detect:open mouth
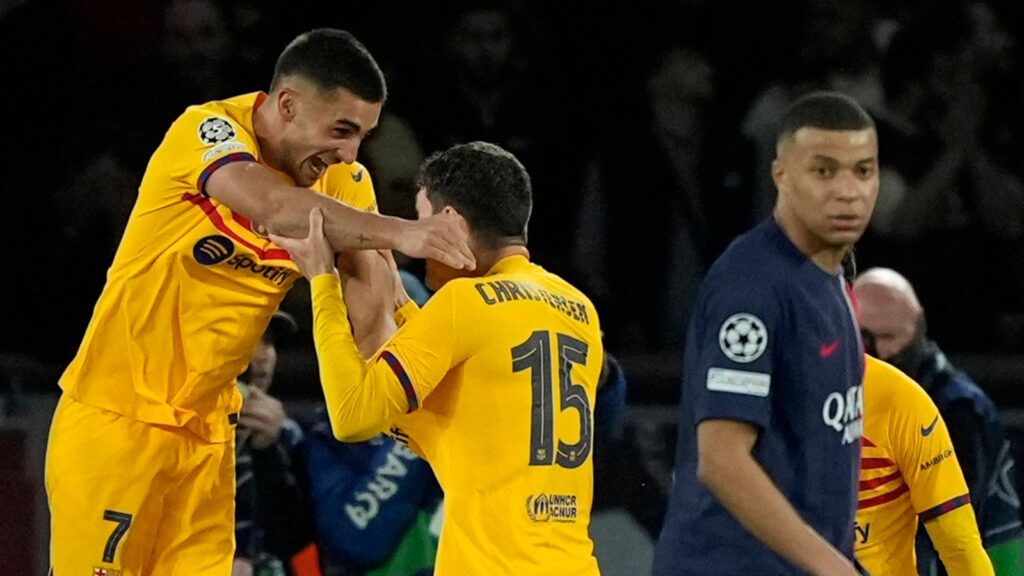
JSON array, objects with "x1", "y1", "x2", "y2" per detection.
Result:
[{"x1": 309, "y1": 156, "x2": 329, "y2": 177}]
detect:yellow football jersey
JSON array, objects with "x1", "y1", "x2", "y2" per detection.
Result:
[
  {"x1": 60, "y1": 92, "x2": 376, "y2": 442},
  {"x1": 371, "y1": 255, "x2": 603, "y2": 575},
  {"x1": 855, "y1": 356, "x2": 972, "y2": 575}
]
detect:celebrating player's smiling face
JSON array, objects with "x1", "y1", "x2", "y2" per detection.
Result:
[
  {"x1": 773, "y1": 127, "x2": 879, "y2": 251},
  {"x1": 278, "y1": 82, "x2": 381, "y2": 186}
]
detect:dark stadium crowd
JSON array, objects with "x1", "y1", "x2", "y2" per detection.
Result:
[{"x1": 2, "y1": 0, "x2": 1024, "y2": 573}]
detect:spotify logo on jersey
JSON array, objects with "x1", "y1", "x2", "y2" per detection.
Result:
[{"x1": 193, "y1": 235, "x2": 235, "y2": 265}]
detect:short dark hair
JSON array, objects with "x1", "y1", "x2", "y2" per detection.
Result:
[
  {"x1": 271, "y1": 29, "x2": 387, "y2": 103},
  {"x1": 776, "y1": 91, "x2": 875, "y2": 146},
  {"x1": 417, "y1": 142, "x2": 532, "y2": 248}
]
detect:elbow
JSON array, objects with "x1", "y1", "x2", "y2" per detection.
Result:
[
  {"x1": 696, "y1": 443, "x2": 739, "y2": 492},
  {"x1": 333, "y1": 428, "x2": 379, "y2": 444},
  {"x1": 329, "y1": 416, "x2": 379, "y2": 444},
  {"x1": 260, "y1": 194, "x2": 293, "y2": 236},
  {"x1": 696, "y1": 452, "x2": 722, "y2": 490},
  {"x1": 247, "y1": 182, "x2": 300, "y2": 236}
]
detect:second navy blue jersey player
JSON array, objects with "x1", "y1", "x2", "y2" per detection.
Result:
[{"x1": 653, "y1": 218, "x2": 864, "y2": 575}]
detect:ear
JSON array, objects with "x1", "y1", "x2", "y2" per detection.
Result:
[
  {"x1": 278, "y1": 89, "x2": 297, "y2": 120},
  {"x1": 771, "y1": 157, "x2": 786, "y2": 194},
  {"x1": 439, "y1": 205, "x2": 475, "y2": 244},
  {"x1": 440, "y1": 205, "x2": 472, "y2": 232}
]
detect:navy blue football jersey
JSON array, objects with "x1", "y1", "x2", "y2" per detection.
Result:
[{"x1": 653, "y1": 218, "x2": 864, "y2": 575}]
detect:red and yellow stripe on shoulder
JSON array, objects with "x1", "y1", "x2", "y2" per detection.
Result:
[
  {"x1": 181, "y1": 191, "x2": 292, "y2": 262},
  {"x1": 859, "y1": 436, "x2": 910, "y2": 510}
]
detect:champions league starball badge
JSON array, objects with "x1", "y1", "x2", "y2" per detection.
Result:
[
  {"x1": 718, "y1": 313, "x2": 768, "y2": 363},
  {"x1": 198, "y1": 117, "x2": 237, "y2": 145}
]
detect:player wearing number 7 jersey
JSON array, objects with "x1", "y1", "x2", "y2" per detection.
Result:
[{"x1": 273, "y1": 141, "x2": 603, "y2": 575}]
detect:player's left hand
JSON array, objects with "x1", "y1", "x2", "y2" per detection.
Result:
[
  {"x1": 270, "y1": 207, "x2": 335, "y2": 278},
  {"x1": 239, "y1": 386, "x2": 286, "y2": 450}
]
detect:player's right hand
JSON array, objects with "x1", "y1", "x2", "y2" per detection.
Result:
[
  {"x1": 239, "y1": 385, "x2": 286, "y2": 450},
  {"x1": 394, "y1": 212, "x2": 476, "y2": 271},
  {"x1": 270, "y1": 208, "x2": 335, "y2": 278}
]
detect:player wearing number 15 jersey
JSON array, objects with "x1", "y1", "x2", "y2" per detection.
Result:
[{"x1": 274, "y1": 142, "x2": 604, "y2": 575}]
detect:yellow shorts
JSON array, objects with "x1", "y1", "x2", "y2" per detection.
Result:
[{"x1": 46, "y1": 395, "x2": 235, "y2": 575}]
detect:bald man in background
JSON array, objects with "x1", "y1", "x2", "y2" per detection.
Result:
[{"x1": 854, "y1": 268, "x2": 1024, "y2": 575}]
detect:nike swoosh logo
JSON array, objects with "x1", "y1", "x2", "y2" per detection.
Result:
[
  {"x1": 351, "y1": 169, "x2": 364, "y2": 182},
  {"x1": 922, "y1": 415, "x2": 939, "y2": 437},
  {"x1": 820, "y1": 341, "x2": 840, "y2": 358}
]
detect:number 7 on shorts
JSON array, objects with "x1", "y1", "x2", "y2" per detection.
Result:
[{"x1": 102, "y1": 510, "x2": 133, "y2": 563}]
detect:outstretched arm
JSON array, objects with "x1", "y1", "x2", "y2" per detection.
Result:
[
  {"x1": 207, "y1": 161, "x2": 475, "y2": 269},
  {"x1": 271, "y1": 209, "x2": 428, "y2": 442}
]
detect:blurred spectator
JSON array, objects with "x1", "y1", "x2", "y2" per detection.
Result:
[
  {"x1": 47, "y1": 0, "x2": 257, "y2": 364},
  {"x1": 574, "y1": 40, "x2": 752, "y2": 352},
  {"x1": 854, "y1": 268, "x2": 1024, "y2": 575},
  {"x1": 227, "y1": 0, "x2": 290, "y2": 86},
  {"x1": 742, "y1": 0, "x2": 884, "y2": 217},
  {"x1": 860, "y1": 5, "x2": 1024, "y2": 352},
  {"x1": 361, "y1": 113, "x2": 427, "y2": 222},
  {"x1": 589, "y1": 353, "x2": 669, "y2": 572},
  {"x1": 236, "y1": 311, "x2": 316, "y2": 576},
  {"x1": 403, "y1": 0, "x2": 578, "y2": 267},
  {"x1": 100, "y1": 0, "x2": 251, "y2": 167},
  {"x1": 302, "y1": 415, "x2": 442, "y2": 576},
  {"x1": 300, "y1": 271, "x2": 441, "y2": 576}
]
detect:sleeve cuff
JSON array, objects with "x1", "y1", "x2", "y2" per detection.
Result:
[
  {"x1": 380, "y1": 350, "x2": 419, "y2": 413},
  {"x1": 920, "y1": 494, "x2": 972, "y2": 522},
  {"x1": 311, "y1": 272, "x2": 343, "y2": 296},
  {"x1": 197, "y1": 152, "x2": 256, "y2": 196}
]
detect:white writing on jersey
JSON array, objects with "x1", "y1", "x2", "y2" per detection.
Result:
[
  {"x1": 345, "y1": 441, "x2": 420, "y2": 529},
  {"x1": 822, "y1": 384, "x2": 864, "y2": 445}
]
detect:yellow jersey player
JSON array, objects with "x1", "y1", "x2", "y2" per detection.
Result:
[
  {"x1": 46, "y1": 29, "x2": 474, "y2": 575},
  {"x1": 273, "y1": 142, "x2": 604, "y2": 575},
  {"x1": 855, "y1": 355, "x2": 993, "y2": 574}
]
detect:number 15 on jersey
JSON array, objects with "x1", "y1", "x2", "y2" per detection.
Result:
[{"x1": 512, "y1": 330, "x2": 592, "y2": 469}]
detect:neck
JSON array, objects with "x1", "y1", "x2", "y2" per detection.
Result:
[
  {"x1": 252, "y1": 92, "x2": 285, "y2": 172},
  {"x1": 477, "y1": 244, "x2": 530, "y2": 275},
  {"x1": 772, "y1": 207, "x2": 847, "y2": 273}
]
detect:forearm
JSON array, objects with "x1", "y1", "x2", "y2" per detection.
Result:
[
  {"x1": 209, "y1": 162, "x2": 403, "y2": 251},
  {"x1": 699, "y1": 451, "x2": 851, "y2": 575},
  {"x1": 310, "y1": 273, "x2": 411, "y2": 441},
  {"x1": 925, "y1": 504, "x2": 995, "y2": 575},
  {"x1": 264, "y1": 185, "x2": 403, "y2": 251},
  {"x1": 338, "y1": 251, "x2": 401, "y2": 359}
]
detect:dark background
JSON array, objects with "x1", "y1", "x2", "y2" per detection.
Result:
[{"x1": 1, "y1": 0, "x2": 1023, "y2": 571}]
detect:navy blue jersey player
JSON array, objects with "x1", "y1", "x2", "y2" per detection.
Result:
[{"x1": 653, "y1": 92, "x2": 879, "y2": 576}]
